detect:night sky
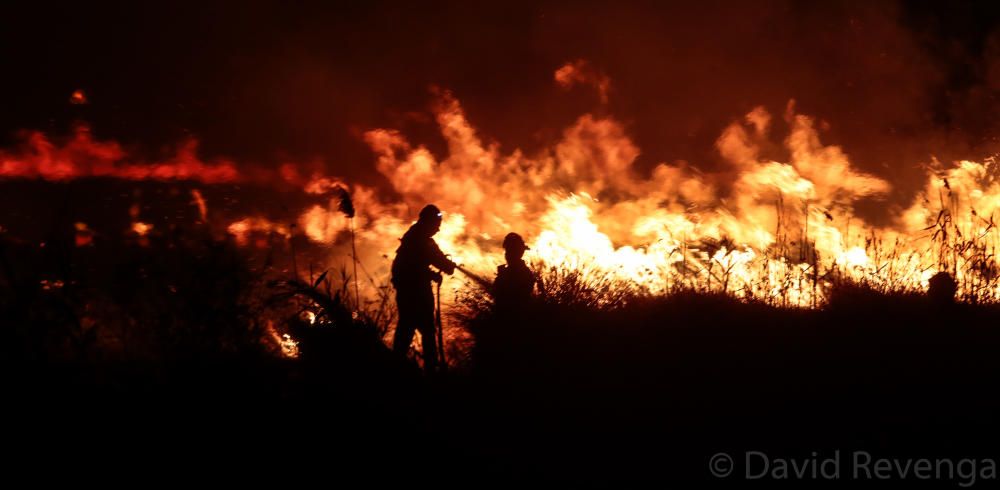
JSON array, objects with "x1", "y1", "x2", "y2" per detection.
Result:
[{"x1": 4, "y1": 0, "x2": 1000, "y2": 198}]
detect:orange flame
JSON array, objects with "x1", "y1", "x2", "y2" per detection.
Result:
[
  {"x1": 6, "y1": 62, "x2": 1000, "y2": 307},
  {"x1": 310, "y1": 79, "x2": 989, "y2": 306}
]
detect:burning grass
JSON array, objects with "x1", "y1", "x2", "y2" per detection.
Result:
[{"x1": 10, "y1": 75, "x2": 1000, "y2": 310}]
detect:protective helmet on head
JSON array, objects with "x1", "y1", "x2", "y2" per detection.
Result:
[
  {"x1": 502, "y1": 232, "x2": 529, "y2": 252},
  {"x1": 418, "y1": 204, "x2": 443, "y2": 223}
]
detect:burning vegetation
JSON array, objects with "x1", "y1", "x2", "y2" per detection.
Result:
[
  {"x1": 7, "y1": 3, "x2": 1000, "y2": 483},
  {"x1": 3, "y1": 62, "x2": 1000, "y2": 312}
]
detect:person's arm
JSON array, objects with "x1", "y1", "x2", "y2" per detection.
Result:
[
  {"x1": 428, "y1": 239, "x2": 456, "y2": 275},
  {"x1": 492, "y1": 265, "x2": 506, "y2": 294}
]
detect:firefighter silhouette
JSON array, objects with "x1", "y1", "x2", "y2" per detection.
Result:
[
  {"x1": 492, "y1": 232, "x2": 536, "y2": 311},
  {"x1": 391, "y1": 204, "x2": 456, "y2": 372}
]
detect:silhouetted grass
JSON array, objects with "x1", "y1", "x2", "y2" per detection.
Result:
[
  {"x1": 5, "y1": 223, "x2": 1000, "y2": 482},
  {"x1": 452, "y1": 268, "x2": 1000, "y2": 481}
]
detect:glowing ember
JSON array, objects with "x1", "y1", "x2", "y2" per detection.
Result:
[
  {"x1": 227, "y1": 217, "x2": 291, "y2": 247},
  {"x1": 69, "y1": 89, "x2": 87, "y2": 105},
  {"x1": 74, "y1": 222, "x2": 94, "y2": 247},
  {"x1": 40, "y1": 279, "x2": 65, "y2": 290},
  {"x1": 279, "y1": 334, "x2": 299, "y2": 358},
  {"x1": 131, "y1": 222, "x2": 152, "y2": 236},
  {"x1": 190, "y1": 189, "x2": 208, "y2": 223},
  {"x1": 266, "y1": 321, "x2": 299, "y2": 359}
]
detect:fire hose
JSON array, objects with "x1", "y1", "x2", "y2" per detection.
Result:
[
  {"x1": 430, "y1": 263, "x2": 497, "y2": 373},
  {"x1": 455, "y1": 264, "x2": 492, "y2": 290}
]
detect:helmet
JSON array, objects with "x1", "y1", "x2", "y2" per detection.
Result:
[
  {"x1": 502, "y1": 232, "x2": 529, "y2": 252},
  {"x1": 418, "y1": 204, "x2": 443, "y2": 223}
]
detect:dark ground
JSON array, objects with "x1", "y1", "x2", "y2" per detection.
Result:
[
  {"x1": 4, "y1": 238, "x2": 999, "y2": 485},
  {"x1": 0, "y1": 190, "x2": 996, "y2": 484}
]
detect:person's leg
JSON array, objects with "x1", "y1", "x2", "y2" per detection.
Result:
[
  {"x1": 393, "y1": 291, "x2": 417, "y2": 355},
  {"x1": 417, "y1": 288, "x2": 438, "y2": 373},
  {"x1": 392, "y1": 323, "x2": 416, "y2": 355},
  {"x1": 420, "y1": 325, "x2": 437, "y2": 373}
]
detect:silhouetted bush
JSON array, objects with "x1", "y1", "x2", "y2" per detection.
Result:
[
  {"x1": 455, "y1": 270, "x2": 1000, "y2": 481},
  {"x1": 0, "y1": 226, "x2": 271, "y2": 361}
]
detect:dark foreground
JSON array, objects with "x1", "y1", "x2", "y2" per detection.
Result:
[{"x1": 6, "y1": 288, "x2": 1000, "y2": 486}]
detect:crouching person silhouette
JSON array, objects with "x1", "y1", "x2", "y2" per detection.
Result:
[{"x1": 492, "y1": 232, "x2": 537, "y2": 313}]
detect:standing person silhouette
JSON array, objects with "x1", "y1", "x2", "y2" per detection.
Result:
[{"x1": 391, "y1": 204, "x2": 456, "y2": 373}]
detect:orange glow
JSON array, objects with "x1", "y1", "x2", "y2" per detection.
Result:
[
  {"x1": 266, "y1": 320, "x2": 299, "y2": 359},
  {"x1": 74, "y1": 222, "x2": 94, "y2": 247},
  {"x1": 190, "y1": 189, "x2": 208, "y2": 222},
  {"x1": 227, "y1": 217, "x2": 291, "y2": 247},
  {"x1": 300, "y1": 78, "x2": 1000, "y2": 307},
  {"x1": 555, "y1": 60, "x2": 611, "y2": 104},
  {"x1": 131, "y1": 222, "x2": 152, "y2": 236},
  {"x1": 40, "y1": 279, "x2": 65, "y2": 290},
  {"x1": 0, "y1": 125, "x2": 239, "y2": 183},
  {"x1": 69, "y1": 89, "x2": 87, "y2": 105},
  {"x1": 6, "y1": 62, "x2": 1000, "y2": 307}
]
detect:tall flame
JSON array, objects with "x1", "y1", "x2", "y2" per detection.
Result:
[{"x1": 5, "y1": 62, "x2": 1000, "y2": 307}]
